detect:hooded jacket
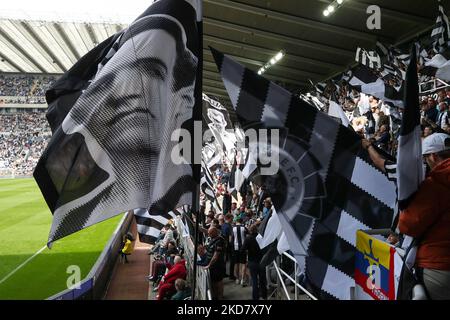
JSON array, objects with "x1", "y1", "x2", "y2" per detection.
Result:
[{"x1": 399, "y1": 158, "x2": 450, "y2": 270}]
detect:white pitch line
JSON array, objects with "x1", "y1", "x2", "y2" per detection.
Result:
[{"x1": 0, "y1": 245, "x2": 47, "y2": 285}]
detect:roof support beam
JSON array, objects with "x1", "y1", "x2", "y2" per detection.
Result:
[
  {"x1": 0, "y1": 26, "x2": 46, "y2": 73},
  {"x1": 204, "y1": 78, "x2": 226, "y2": 89},
  {"x1": 20, "y1": 22, "x2": 67, "y2": 73},
  {"x1": 204, "y1": 17, "x2": 355, "y2": 58},
  {"x1": 203, "y1": 85, "x2": 229, "y2": 96},
  {"x1": 86, "y1": 24, "x2": 99, "y2": 46},
  {"x1": 53, "y1": 23, "x2": 81, "y2": 61},
  {"x1": 205, "y1": 0, "x2": 384, "y2": 43},
  {"x1": 0, "y1": 52, "x2": 24, "y2": 73},
  {"x1": 204, "y1": 34, "x2": 343, "y2": 69}
]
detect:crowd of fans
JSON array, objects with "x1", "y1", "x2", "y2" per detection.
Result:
[
  {"x1": 143, "y1": 164, "x2": 279, "y2": 301},
  {"x1": 194, "y1": 165, "x2": 284, "y2": 301},
  {"x1": 318, "y1": 85, "x2": 450, "y2": 156},
  {"x1": 0, "y1": 74, "x2": 57, "y2": 104},
  {"x1": 0, "y1": 112, "x2": 51, "y2": 176}
]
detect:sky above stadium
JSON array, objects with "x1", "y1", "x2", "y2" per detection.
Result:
[{"x1": 0, "y1": 0, "x2": 155, "y2": 24}]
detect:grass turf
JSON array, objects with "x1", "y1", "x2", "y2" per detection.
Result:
[{"x1": 0, "y1": 178, "x2": 122, "y2": 299}]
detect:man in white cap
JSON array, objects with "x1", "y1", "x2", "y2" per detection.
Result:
[{"x1": 399, "y1": 133, "x2": 450, "y2": 300}]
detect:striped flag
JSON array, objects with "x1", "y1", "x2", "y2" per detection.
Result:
[
  {"x1": 211, "y1": 48, "x2": 396, "y2": 299},
  {"x1": 134, "y1": 208, "x2": 179, "y2": 244},
  {"x1": 201, "y1": 159, "x2": 215, "y2": 200},
  {"x1": 33, "y1": 0, "x2": 200, "y2": 246},
  {"x1": 431, "y1": 1, "x2": 450, "y2": 52}
]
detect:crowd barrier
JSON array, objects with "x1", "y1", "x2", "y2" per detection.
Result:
[
  {"x1": 47, "y1": 211, "x2": 134, "y2": 300},
  {"x1": 175, "y1": 215, "x2": 212, "y2": 300}
]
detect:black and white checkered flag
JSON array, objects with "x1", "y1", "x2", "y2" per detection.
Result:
[
  {"x1": 349, "y1": 65, "x2": 404, "y2": 107},
  {"x1": 211, "y1": 47, "x2": 396, "y2": 300}
]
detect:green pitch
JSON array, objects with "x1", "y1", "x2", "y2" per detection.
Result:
[{"x1": 0, "y1": 178, "x2": 122, "y2": 300}]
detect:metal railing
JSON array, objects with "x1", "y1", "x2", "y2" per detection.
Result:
[
  {"x1": 272, "y1": 252, "x2": 317, "y2": 301},
  {"x1": 174, "y1": 215, "x2": 212, "y2": 300},
  {"x1": 419, "y1": 78, "x2": 449, "y2": 95}
]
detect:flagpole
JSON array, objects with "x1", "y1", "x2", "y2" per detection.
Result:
[{"x1": 191, "y1": 6, "x2": 203, "y2": 300}]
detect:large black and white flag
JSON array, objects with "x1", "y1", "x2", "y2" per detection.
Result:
[
  {"x1": 34, "y1": 0, "x2": 200, "y2": 245},
  {"x1": 211, "y1": 48, "x2": 396, "y2": 300},
  {"x1": 349, "y1": 65, "x2": 404, "y2": 107},
  {"x1": 431, "y1": 1, "x2": 450, "y2": 52}
]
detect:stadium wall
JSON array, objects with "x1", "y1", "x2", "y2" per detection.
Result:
[{"x1": 47, "y1": 211, "x2": 134, "y2": 300}]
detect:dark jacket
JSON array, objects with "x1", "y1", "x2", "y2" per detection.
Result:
[
  {"x1": 425, "y1": 107, "x2": 439, "y2": 123},
  {"x1": 241, "y1": 233, "x2": 263, "y2": 263},
  {"x1": 222, "y1": 193, "x2": 232, "y2": 214}
]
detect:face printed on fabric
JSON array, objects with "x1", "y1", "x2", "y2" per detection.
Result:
[{"x1": 47, "y1": 16, "x2": 197, "y2": 240}]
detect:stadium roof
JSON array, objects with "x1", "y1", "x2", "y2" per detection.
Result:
[
  {"x1": 0, "y1": 19, "x2": 127, "y2": 74},
  {"x1": 203, "y1": 0, "x2": 450, "y2": 103},
  {"x1": 0, "y1": 0, "x2": 152, "y2": 74},
  {"x1": 1, "y1": 0, "x2": 449, "y2": 108}
]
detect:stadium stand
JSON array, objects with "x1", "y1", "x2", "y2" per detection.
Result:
[
  {"x1": 0, "y1": 112, "x2": 51, "y2": 177},
  {"x1": 0, "y1": 74, "x2": 56, "y2": 103}
]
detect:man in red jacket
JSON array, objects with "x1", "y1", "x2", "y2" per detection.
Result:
[
  {"x1": 399, "y1": 133, "x2": 450, "y2": 300},
  {"x1": 156, "y1": 255, "x2": 187, "y2": 300}
]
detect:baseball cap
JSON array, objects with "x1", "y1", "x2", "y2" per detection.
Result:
[{"x1": 422, "y1": 133, "x2": 450, "y2": 155}]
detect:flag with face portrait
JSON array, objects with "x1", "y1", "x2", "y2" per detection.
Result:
[
  {"x1": 211, "y1": 48, "x2": 397, "y2": 300},
  {"x1": 34, "y1": 0, "x2": 201, "y2": 246}
]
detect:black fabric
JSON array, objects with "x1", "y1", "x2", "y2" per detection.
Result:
[
  {"x1": 222, "y1": 193, "x2": 232, "y2": 214},
  {"x1": 241, "y1": 234, "x2": 263, "y2": 263}
]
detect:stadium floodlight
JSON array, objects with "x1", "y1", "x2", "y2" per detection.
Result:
[
  {"x1": 0, "y1": 0, "x2": 154, "y2": 24},
  {"x1": 257, "y1": 50, "x2": 285, "y2": 75},
  {"x1": 323, "y1": 0, "x2": 346, "y2": 17},
  {"x1": 275, "y1": 51, "x2": 284, "y2": 61}
]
